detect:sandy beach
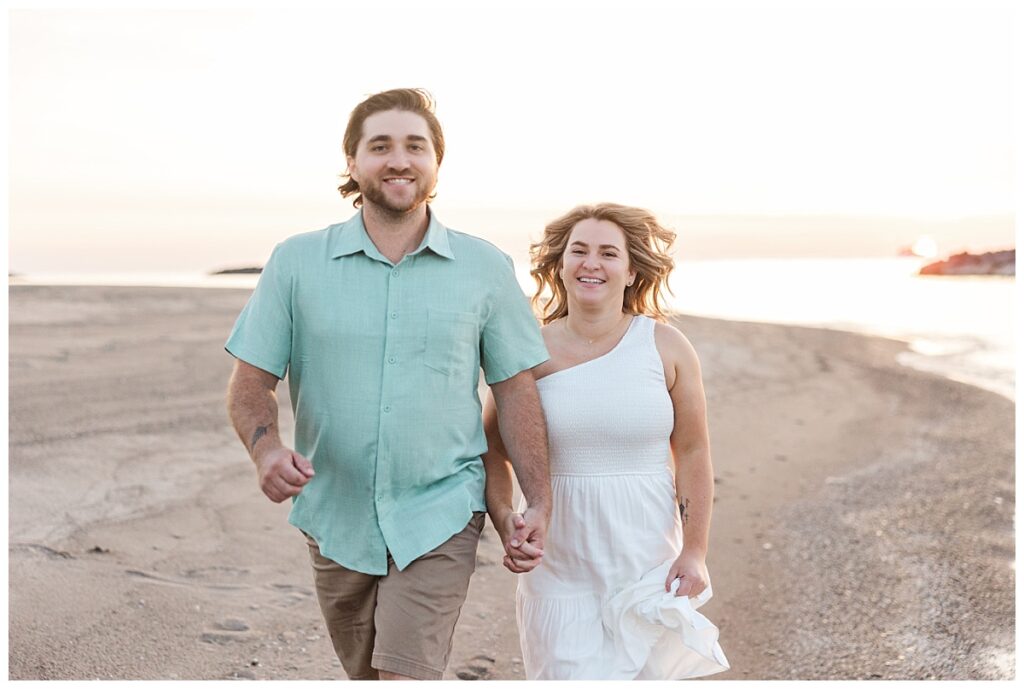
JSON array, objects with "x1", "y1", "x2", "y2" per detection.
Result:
[{"x1": 7, "y1": 285, "x2": 1015, "y2": 680}]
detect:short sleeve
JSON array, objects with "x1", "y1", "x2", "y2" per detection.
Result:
[
  {"x1": 224, "y1": 243, "x2": 293, "y2": 379},
  {"x1": 480, "y1": 255, "x2": 549, "y2": 384}
]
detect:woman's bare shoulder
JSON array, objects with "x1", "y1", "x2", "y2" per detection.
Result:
[
  {"x1": 539, "y1": 319, "x2": 566, "y2": 343},
  {"x1": 653, "y1": 319, "x2": 701, "y2": 373},
  {"x1": 533, "y1": 320, "x2": 565, "y2": 379},
  {"x1": 653, "y1": 319, "x2": 694, "y2": 352}
]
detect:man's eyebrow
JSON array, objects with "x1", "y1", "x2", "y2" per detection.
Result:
[{"x1": 367, "y1": 134, "x2": 428, "y2": 143}]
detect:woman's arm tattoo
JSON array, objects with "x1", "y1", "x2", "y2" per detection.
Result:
[{"x1": 678, "y1": 498, "x2": 690, "y2": 526}]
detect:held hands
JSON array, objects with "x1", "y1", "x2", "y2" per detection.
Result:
[
  {"x1": 500, "y1": 505, "x2": 548, "y2": 574},
  {"x1": 665, "y1": 549, "x2": 709, "y2": 599},
  {"x1": 255, "y1": 446, "x2": 315, "y2": 503}
]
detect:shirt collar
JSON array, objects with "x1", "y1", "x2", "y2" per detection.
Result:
[{"x1": 330, "y1": 207, "x2": 455, "y2": 261}]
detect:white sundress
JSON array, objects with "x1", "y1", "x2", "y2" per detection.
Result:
[{"x1": 516, "y1": 315, "x2": 730, "y2": 680}]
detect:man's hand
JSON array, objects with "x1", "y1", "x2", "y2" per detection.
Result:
[
  {"x1": 255, "y1": 446, "x2": 315, "y2": 503},
  {"x1": 500, "y1": 505, "x2": 548, "y2": 574},
  {"x1": 665, "y1": 549, "x2": 709, "y2": 598}
]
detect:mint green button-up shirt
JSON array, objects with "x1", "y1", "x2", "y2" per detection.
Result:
[{"x1": 225, "y1": 210, "x2": 548, "y2": 574}]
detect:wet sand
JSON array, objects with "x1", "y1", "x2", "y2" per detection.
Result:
[{"x1": 7, "y1": 285, "x2": 1015, "y2": 680}]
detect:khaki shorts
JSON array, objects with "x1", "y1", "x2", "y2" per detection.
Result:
[{"x1": 304, "y1": 512, "x2": 485, "y2": 680}]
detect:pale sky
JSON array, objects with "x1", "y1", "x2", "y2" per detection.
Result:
[{"x1": 6, "y1": 0, "x2": 1018, "y2": 272}]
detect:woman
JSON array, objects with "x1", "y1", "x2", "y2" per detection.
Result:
[{"x1": 483, "y1": 203, "x2": 729, "y2": 680}]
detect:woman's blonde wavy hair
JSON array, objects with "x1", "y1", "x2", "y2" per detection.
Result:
[{"x1": 530, "y1": 203, "x2": 677, "y2": 324}]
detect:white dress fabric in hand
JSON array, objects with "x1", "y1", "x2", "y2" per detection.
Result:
[{"x1": 516, "y1": 316, "x2": 730, "y2": 680}]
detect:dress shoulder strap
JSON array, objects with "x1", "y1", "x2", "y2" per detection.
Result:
[
  {"x1": 624, "y1": 315, "x2": 668, "y2": 380},
  {"x1": 630, "y1": 314, "x2": 657, "y2": 345}
]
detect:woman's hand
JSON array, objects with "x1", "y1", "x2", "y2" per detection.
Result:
[
  {"x1": 665, "y1": 549, "x2": 709, "y2": 598},
  {"x1": 500, "y1": 510, "x2": 545, "y2": 574}
]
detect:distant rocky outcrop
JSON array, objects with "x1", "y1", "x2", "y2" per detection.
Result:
[
  {"x1": 210, "y1": 266, "x2": 263, "y2": 275},
  {"x1": 919, "y1": 249, "x2": 1015, "y2": 276}
]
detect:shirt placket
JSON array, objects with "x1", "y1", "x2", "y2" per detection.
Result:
[{"x1": 374, "y1": 260, "x2": 405, "y2": 526}]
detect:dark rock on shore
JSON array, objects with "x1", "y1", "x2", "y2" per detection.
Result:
[
  {"x1": 919, "y1": 250, "x2": 1014, "y2": 276},
  {"x1": 210, "y1": 266, "x2": 263, "y2": 275}
]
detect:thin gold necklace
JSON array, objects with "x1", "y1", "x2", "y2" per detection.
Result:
[{"x1": 566, "y1": 313, "x2": 630, "y2": 346}]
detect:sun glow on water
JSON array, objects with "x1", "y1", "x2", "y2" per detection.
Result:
[{"x1": 911, "y1": 236, "x2": 939, "y2": 258}]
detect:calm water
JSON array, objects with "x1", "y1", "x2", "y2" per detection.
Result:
[
  {"x1": 664, "y1": 257, "x2": 1015, "y2": 401},
  {"x1": 10, "y1": 257, "x2": 1015, "y2": 400}
]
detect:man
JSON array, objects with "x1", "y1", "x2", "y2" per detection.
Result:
[{"x1": 225, "y1": 89, "x2": 550, "y2": 681}]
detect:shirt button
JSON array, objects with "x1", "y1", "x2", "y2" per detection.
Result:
[
  {"x1": 390, "y1": 312, "x2": 397, "y2": 319},
  {"x1": 376, "y1": 496, "x2": 383, "y2": 503},
  {"x1": 391, "y1": 269, "x2": 399, "y2": 277},
  {"x1": 388, "y1": 356, "x2": 397, "y2": 364},
  {"x1": 383, "y1": 404, "x2": 391, "y2": 412}
]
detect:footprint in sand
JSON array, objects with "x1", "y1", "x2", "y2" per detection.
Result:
[
  {"x1": 455, "y1": 655, "x2": 496, "y2": 680},
  {"x1": 267, "y1": 583, "x2": 315, "y2": 608},
  {"x1": 215, "y1": 618, "x2": 251, "y2": 632},
  {"x1": 200, "y1": 632, "x2": 248, "y2": 645},
  {"x1": 126, "y1": 569, "x2": 248, "y2": 591},
  {"x1": 200, "y1": 618, "x2": 253, "y2": 645},
  {"x1": 184, "y1": 565, "x2": 250, "y2": 579}
]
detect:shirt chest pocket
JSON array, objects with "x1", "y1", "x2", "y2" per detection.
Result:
[{"x1": 424, "y1": 308, "x2": 479, "y2": 377}]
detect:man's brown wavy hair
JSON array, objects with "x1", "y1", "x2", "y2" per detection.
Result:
[
  {"x1": 530, "y1": 203, "x2": 677, "y2": 324},
  {"x1": 338, "y1": 88, "x2": 445, "y2": 208}
]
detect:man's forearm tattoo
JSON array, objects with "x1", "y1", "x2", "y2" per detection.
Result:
[
  {"x1": 250, "y1": 424, "x2": 273, "y2": 452},
  {"x1": 679, "y1": 498, "x2": 690, "y2": 527}
]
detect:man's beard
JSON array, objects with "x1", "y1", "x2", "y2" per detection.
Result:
[{"x1": 360, "y1": 177, "x2": 433, "y2": 216}]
